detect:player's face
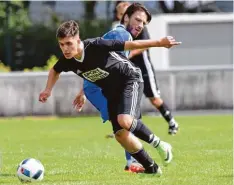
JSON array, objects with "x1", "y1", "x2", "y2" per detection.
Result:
[
  {"x1": 126, "y1": 10, "x2": 147, "y2": 38},
  {"x1": 58, "y1": 36, "x2": 80, "y2": 59}
]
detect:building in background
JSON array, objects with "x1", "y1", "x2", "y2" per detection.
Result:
[
  {"x1": 28, "y1": 1, "x2": 233, "y2": 24},
  {"x1": 0, "y1": 1, "x2": 232, "y2": 116},
  {"x1": 28, "y1": 1, "x2": 160, "y2": 23}
]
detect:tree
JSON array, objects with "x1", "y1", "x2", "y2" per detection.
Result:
[
  {"x1": 0, "y1": 1, "x2": 31, "y2": 70},
  {"x1": 84, "y1": 1, "x2": 97, "y2": 20}
]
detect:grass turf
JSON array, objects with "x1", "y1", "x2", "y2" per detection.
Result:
[{"x1": 0, "y1": 115, "x2": 232, "y2": 185}]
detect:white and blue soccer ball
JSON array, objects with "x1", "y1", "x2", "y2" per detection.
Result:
[{"x1": 17, "y1": 158, "x2": 45, "y2": 182}]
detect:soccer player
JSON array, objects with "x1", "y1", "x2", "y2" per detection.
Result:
[
  {"x1": 77, "y1": 2, "x2": 146, "y2": 172},
  {"x1": 39, "y1": 20, "x2": 181, "y2": 175},
  {"x1": 118, "y1": 1, "x2": 179, "y2": 135},
  {"x1": 74, "y1": 3, "x2": 175, "y2": 173},
  {"x1": 75, "y1": 3, "x2": 177, "y2": 172}
]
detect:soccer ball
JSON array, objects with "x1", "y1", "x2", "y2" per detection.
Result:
[{"x1": 17, "y1": 158, "x2": 45, "y2": 182}]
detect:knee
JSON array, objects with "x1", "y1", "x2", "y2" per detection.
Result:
[
  {"x1": 117, "y1": 114, "x2": 133, "y2": 130},
  {"x1": 149, "y1": 97, "x2": 163, "y2": 108}
]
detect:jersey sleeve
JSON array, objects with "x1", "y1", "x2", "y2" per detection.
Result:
[
  {"x1": 92, "y1": 37, "x2": 125, "y2": 52},
  {"x1": 53, "y1": 57, "x2": 66, "y2": 73},
  {"x1": 103, "y1": 30, "x2": 132, "y2": 42},
  {"x1": 102, "y1": 29, "x2": 132, "y2": 57}
]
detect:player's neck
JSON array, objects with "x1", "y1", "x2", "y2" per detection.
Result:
[
  {"x1": 74, "y1": 42, "x2": 84, "y2": 60},
  {"x1": 75, "y1": 50, "x2": 83, "y2": 60}
]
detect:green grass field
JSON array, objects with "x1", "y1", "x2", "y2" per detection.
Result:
[{"x1": 0, "y1": 115, "x2": 232, "y2": 185}]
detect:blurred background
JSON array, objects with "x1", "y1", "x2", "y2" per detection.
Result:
[{"x1": 0, "y1": 0, "x2": 233, "y2": 117}]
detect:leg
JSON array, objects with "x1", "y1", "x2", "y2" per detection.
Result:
[
  {"x1": 141, "y1": 69, "x2": 179, "y2": 135},
  {"x1": 124, "y1": 150, "x2": 133, "y2": 170},
  {"x1": 108, "y1": 88, "x2": 161, "y2": 175},
  {"x1": 114, "y1": 128, "x2": 161, "y2": 175},
  {"x1": 116, "y1": 81, "x2": 173, "y2": 166},
  {"x1": 84, "y1": 80, "x2": 155, "y2": 172},
  {"x1": 118, "y1": 115, "x2": 173, "y2": 166},
  {"x1": 124, "y1": 151, "x2": 143, "y2": 172},
  {"x1": 149, "y1": 97, "x2": 179, "y2": 135},
  {"x1": 105, "y1": 132, "x2": 144, "y2": 172}
]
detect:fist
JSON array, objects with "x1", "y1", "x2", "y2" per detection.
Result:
[
  {"x1": 159, "y1": 36, "x2": 182, "y2": 48},
  {"x1": 39, "y1": 90, "x2": 51, "y2": 103}
]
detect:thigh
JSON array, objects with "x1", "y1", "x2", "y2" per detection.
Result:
[
  {"x1": 118, "y1": 81, "x2": 143, "y2": 119},
  {"x1": 107, "y1": 97, "x2": 122, "y2": 133},
  {"x1": 107, "y1": 81, "x2": 143, "y2": 133}
]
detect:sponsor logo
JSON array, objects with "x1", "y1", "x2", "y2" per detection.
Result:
[{"x1": 82, "y1": 68, "x2": 109, "y2": 82}]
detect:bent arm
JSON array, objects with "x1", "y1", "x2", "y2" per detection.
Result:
[{"x1": 129, "y1": 48, "x2": 147, "y2": 59}]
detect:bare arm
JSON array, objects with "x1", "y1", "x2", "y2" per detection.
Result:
[
  {"x1": 125, "y1": 40, "x2": 161, "y2": 50},
  {"x1": 45, "y1": 68, "x2": 60, "y2": 91},
  {"x1": 128, "y1": 48, "x2": 147, "y2": 59},
  {"x1": 39, "y1": 68, "x2": 60, "y2": 103},
  {"x1": 124, "y1": 36, "x2": 181, "y2": 51}
]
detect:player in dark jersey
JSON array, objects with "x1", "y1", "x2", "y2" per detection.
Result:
[
  {"x1": 38, "y1": 20, "x2": 181, "y2": 175},
  {"x1": 115, "y1": 1, "x2": 179, "y2": 135}
]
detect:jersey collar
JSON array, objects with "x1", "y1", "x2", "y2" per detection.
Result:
[{"x1": 116, "y1": 24, "x2": 126, "y2": 29}]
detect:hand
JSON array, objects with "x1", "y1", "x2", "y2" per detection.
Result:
[
  {"x1": 39, "y1": 89, "x2": 51, "y2": 103},
  {"x1": 73, "y1": 90, "x2": 87, "y2": 112},
  {"x1": 159, "y1": 36, "x2": 182, "y2": 48}
]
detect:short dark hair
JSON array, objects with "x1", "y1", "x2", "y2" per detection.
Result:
[
  {"x1": 56, "y1": 20, "x2": 79, "y2": 38},
  {"x1": 120, "y1": 3, "x2": 151, "y2": 24}
]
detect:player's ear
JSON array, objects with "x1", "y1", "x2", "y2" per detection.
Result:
[
  {"x1": 76, "y1": 36, "x2": 81, "y2": 44},
  {"x1": 77, "y1": 39, "x2": 81, "y2": 44}
]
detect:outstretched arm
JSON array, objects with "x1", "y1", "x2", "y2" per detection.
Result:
[
  {"x1": 124, "y1": 36, "x2": 181, "y2": 51},
  {"x1": 94, "y1": 36, "x2": 181, "y2": 53}
]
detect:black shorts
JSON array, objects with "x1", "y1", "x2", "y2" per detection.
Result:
[
  {"x1": 107, "y1": 81, "x2": 144, "y2": 133},
  {"x1": 142, "y1": 72, "x2": 160, "y2": 98},
  {"x1": 133, "y1": 51, "x2": 160, "y2": 98}
]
